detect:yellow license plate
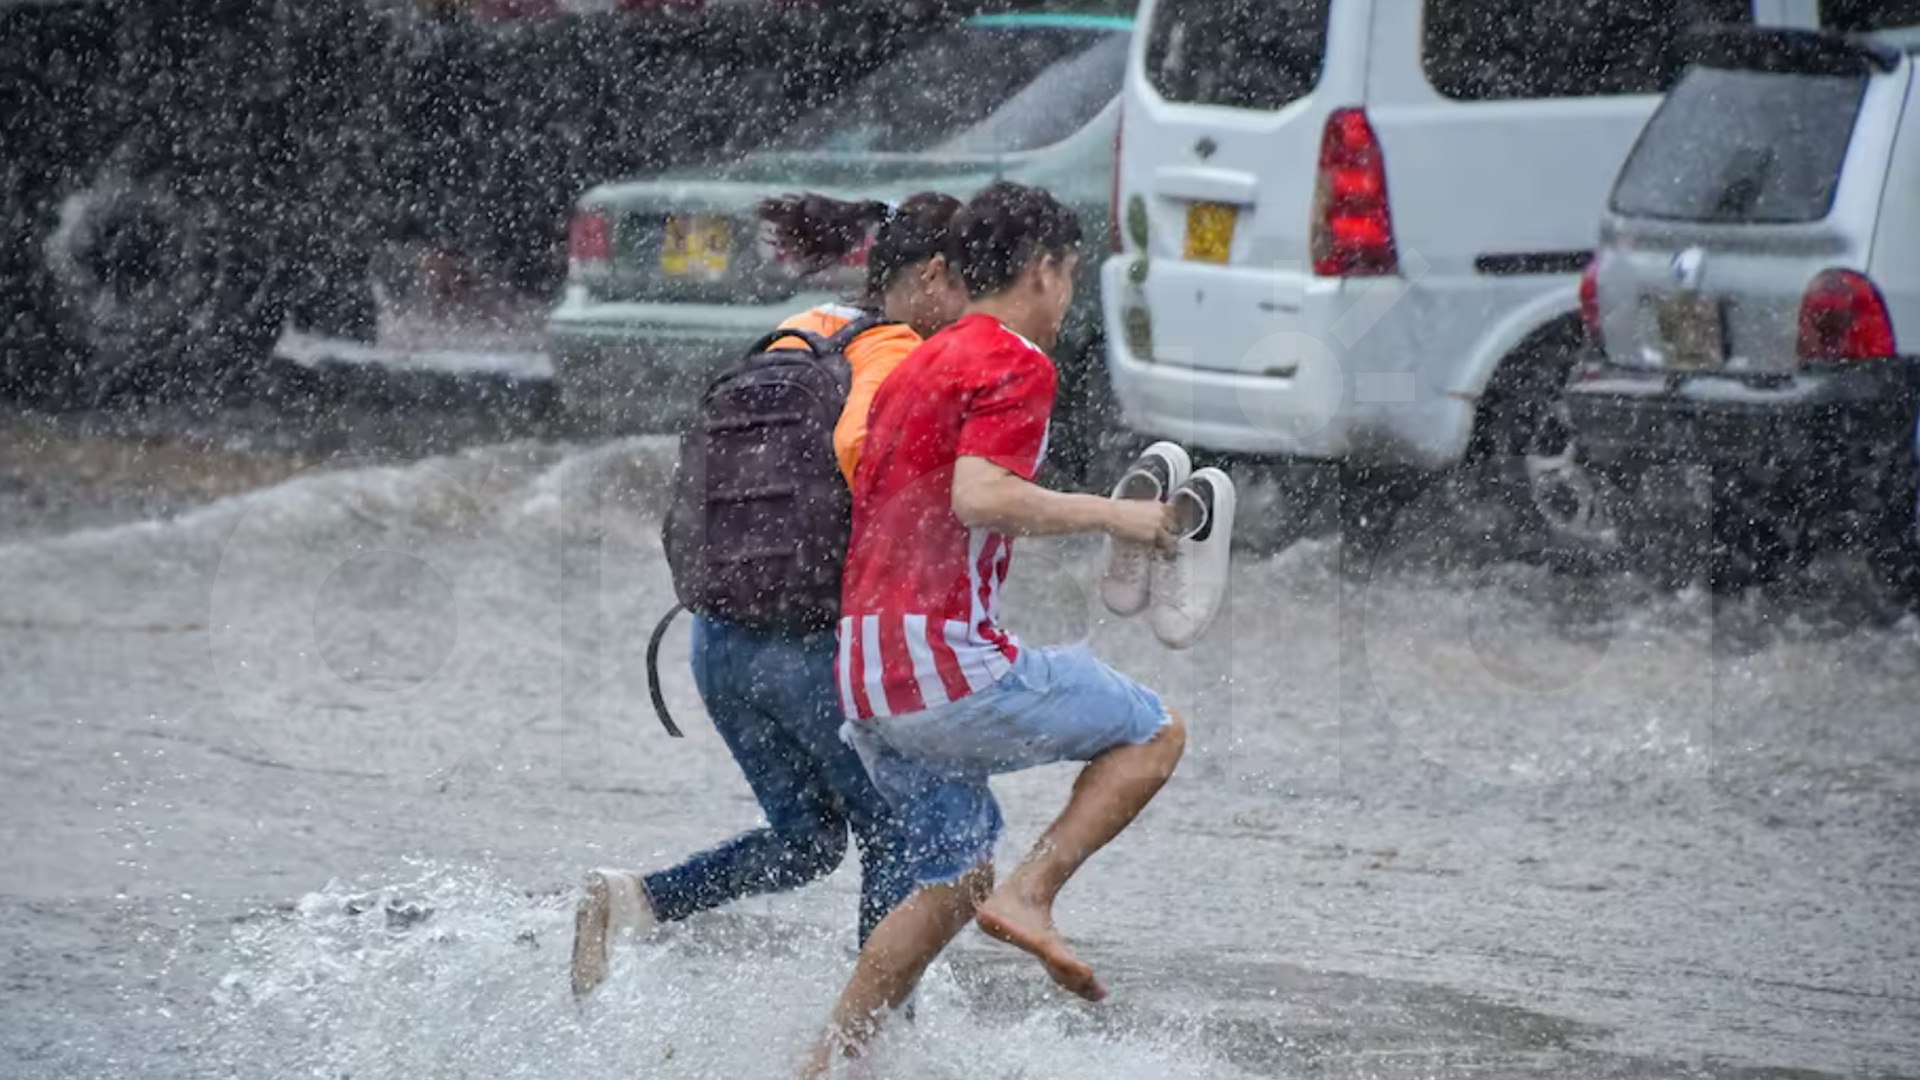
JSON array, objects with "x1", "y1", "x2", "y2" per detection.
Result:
[
  {"x1": 1183, "y1": 202, "x2": 1237, "y2": 265},
  {"x1": 661, "y1": 215, "x2": 733, "y2": 279},
  {"x1": 1653, "y1": 293, "x2": 1725, "y2": 371}
]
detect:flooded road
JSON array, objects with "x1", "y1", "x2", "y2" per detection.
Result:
[{"x1": 2, "y1": 391, "x2": 1917, "y2": 1080}]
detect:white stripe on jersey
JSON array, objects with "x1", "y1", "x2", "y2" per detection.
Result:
[
  {"x1": 942, "y1": 620, "x2": 999, "y2": 694},
  {"x1": 859, "y1": 614, "x2": 893, "y2": 719},
  {"x1": 836, "y1": 617, "x2": 857, "y2": 720},
  {"x1": 902, "y1": 614, "x2": 951, "y2": 709}
]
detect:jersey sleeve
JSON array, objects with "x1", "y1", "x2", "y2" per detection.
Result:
[
  {"x1": 834, "y1": 323, "x2": 922, "y2": 485},
  {"x1": 954, "y1": 345, "x2": 1058, "y2": 481}
]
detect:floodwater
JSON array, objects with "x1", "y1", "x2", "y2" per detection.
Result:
[{"x1": 2, "y1": 386, "x2": 1917, "y2": 1080}]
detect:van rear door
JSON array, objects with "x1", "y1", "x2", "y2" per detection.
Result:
[{"x1": 1121, "y1": 0, "x2": 1353, "y2": 374}]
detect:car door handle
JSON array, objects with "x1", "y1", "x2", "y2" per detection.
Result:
[{"x1": 1152, "y1": 166, "x2": 1258, "y2": 207}]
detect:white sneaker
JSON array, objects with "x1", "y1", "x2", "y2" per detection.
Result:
[
  {"x1": 1149, "y1": 468, "x2": 1237, "y2": 650},
  {"x1": 570, "y1": 868, "x2": 658, "y2": 1001},
  {"x1": 1099, "y1": 442, "x2": 1192, "y2": 617}
]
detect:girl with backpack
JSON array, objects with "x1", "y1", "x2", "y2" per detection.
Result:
[{"x1": 571, "y1": 192, "x2": 968, "y2": 1001}]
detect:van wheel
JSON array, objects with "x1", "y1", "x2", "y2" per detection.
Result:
[{"x1": 1519, "y1": 401, "x2": 1625, "y2": 573}]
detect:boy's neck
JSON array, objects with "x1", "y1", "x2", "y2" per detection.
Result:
[{"x1": 968, "y1": 295, "x2": 1053, "y2": 353}]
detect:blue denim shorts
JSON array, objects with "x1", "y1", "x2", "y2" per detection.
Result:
[{"x1": 841, "y1": 643, "x2": 1172, "y2": 889}]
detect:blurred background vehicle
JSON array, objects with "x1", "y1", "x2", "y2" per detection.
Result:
[
  {"x1": 1555, "y1": 22, "x2": 1920, "y2": 599},
  {"x1": 545, "y1": 9, "x2": 1131, "y2": 485},
  {"x1": 1100, "y1": 0, "x2": 1824, "y2": 555},
  {"x1": 0, "y1": 0, "x2": 965, "y2": 409}
]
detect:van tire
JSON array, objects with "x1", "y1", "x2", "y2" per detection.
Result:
[{"x1": 1480, "y1": 319, "x2": 1592, "y2": 562}]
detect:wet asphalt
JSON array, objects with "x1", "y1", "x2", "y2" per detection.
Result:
[{"x1": 0, "y1": 356, "x2": 1916, "y2": 1080}]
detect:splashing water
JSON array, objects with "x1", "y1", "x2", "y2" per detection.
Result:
[{"x1": 195, "y1": 865, "x2": 1249, "y2": 1080}]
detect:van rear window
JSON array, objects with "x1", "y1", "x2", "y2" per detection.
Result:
[
  {"x1": 1822, "y1": 0, "x2": 1920, "y2": 34},
  {"x1": 1145, "y1": 0, "x2": 1329, "y2": 111},
  {"x1": 1610, "y1": 66, "x2": 1868, "y2": 223},
  {"x1": 1424, "y1": 0, "x2": 1752, "y2": 101}
]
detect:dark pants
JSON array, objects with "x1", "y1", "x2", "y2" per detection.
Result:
[{"x1": 643, "y1": 616, "x2": 913, "y2": 945}]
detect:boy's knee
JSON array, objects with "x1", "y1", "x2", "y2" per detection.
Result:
[{"x1": 1156, "y1": 708, "x2": 1188, "y2": 757}]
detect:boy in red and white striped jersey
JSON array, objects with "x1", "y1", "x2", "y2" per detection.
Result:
[{"x1": 803, "y1": 183, "x2": 1187, "y2": 1078}]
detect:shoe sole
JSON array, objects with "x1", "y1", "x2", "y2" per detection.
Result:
[
  {"x1": 570, "y1": 871, "x2": 613, "y2": 1001},
  {"x1": 1100, "y1": 442, "x2": 1192, "y2": 618},
  {"x1": 1152, "y1": 468, "x2": 1237, "y2": 650}
]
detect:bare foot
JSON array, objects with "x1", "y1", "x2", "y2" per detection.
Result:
[{"x1": 974, "y1": 888, "x2": 1108, "y2": 1002}]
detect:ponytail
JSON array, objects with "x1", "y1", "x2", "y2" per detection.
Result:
[{"x1": 758, "y1": 191, "x2": 963, "y2": 300}]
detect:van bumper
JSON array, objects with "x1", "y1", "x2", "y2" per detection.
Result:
[{"x1": 1098, "y1": 255, "x2": 1478, "y2": 470}]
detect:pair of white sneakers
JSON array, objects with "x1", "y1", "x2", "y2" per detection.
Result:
[{"x1": 1097, "y1": 442, "x2": 1236, "y2": 650}]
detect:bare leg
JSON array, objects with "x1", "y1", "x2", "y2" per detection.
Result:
[
  {"x1": 798, "y1": 865, "x2": 993, "y2": 1080},
  {"x1": 974, "y1": 710, "x2": 1186, "y2": 1001}
]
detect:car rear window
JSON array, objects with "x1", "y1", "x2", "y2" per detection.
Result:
[
  {"x1": 775, "y1": 25, "x2": 1120, "y2": 154},
  {"x1": 1822, "y1": 0, "x2": 1920, "y2": 33},
  {"x1": 1144, "y1": 0, "x2": 1329, "y2": 111},
  {"x1": 1610, "y1": 65, "x2": 1868, "y2": 223},
  {"x1": 1424, "y1": 0, "x2": 1753, "y2": 101},
  {"x1": 933, "y1": 33, "x2": 1128, "y2": 155}
]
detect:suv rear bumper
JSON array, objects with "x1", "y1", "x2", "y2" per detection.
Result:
[
  {"x1": 1564, "y1": 359, "x2": 1920, "y2": 535},
  {"x1": 1565, "y1": 360, "x2": 1920, "y2": 470}
]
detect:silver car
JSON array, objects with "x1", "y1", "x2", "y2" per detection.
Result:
[
  {"x1": 546, "y1": 11, "x2": 1131, "y2": 479},
  {"x1": 1547, "y1": 22, "x2": 1920, "y2": 596}
]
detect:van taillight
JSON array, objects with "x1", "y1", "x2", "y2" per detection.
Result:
[
  {"x1": 1312, "y1": 108, "x2": 1397, "y2": 277},
  {"x1": 1579, "y1": 256, "x2": 1602, "y2": 345},
  {"x1": 1797, "y1": 268, "x2": 1895, "y2": 363},
  {"x1": 569, "y1": 208, "x2": 610, "y2": 268},
  {"x1": 1109, "y1": 99, "x2": 1125, "y2": 253}
]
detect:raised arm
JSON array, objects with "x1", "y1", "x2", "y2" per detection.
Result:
[{"x1": 952, "y1": 456, "x2": 1174, "y2": 546}]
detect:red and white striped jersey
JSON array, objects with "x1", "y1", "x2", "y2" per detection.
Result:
[{"x1": 837, "y1": 314, "x2": 1055, "y2": 721}]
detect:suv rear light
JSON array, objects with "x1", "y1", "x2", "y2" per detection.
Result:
[
  {"x1": 1579, "y1": 256, "x2": 1602, "y2": 345},
  {"x1": 1797, "y1": 268, "x2": 1895, "y2": 363},
  {"x1": 1109, "y1": 99, "x2": 1125, "y2": 253},
  {"x1": 1312, "y1": 108, "x2": 1397, "y2": 277},
  {"x1": 569, "y1": 208, "x2": 610, "y2": 270}
]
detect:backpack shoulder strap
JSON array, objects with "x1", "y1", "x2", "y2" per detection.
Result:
[
  {"x1": 743, "y1": 325, "x2": 834, "y2": 360},
  {"x1": 824, "y1": 313, "x2": 902, "y2": 354}
]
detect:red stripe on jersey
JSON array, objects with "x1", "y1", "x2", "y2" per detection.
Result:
[
  {"x1": 877, "y1": 615, "x2": 925, "y2": 715},
  {"x1": 928, "y1": 621, "x2": 972, "y2": 703}
]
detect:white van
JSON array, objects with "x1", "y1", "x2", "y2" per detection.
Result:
[{"x1": 1101, "y1": 0, "x2": 1829, "y2": 530}]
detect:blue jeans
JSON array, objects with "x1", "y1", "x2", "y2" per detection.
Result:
[{"x1": 643, "y1": 616, "x2": 914, "y2": 945}]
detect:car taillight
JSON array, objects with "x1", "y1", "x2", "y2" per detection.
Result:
[
  {"x1": 1312, "y1": 107, "x2": 1397, "y2": 277},
  {"x1": 1798, "y1": 268, "x2": 1895, "y2": 363},
  {"x1": 1109, "y1": 99, "x2": 1125, "y2": 253},
  {"x1": 569, "y1": 208, "x2": 610, "y2": 269},
  {"x1": 1579, "y1": 256, "x2": 1602, "y2": 345}
]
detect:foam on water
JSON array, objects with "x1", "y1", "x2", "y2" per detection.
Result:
[{"x1": 197, "y1": 865, "x2": 1253, "y2": 1080}]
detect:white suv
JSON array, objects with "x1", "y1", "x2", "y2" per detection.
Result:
[
  {"x1": 1560, "y1": 20, "x2": 1920, "y2": 595},
  {"x1": 1100, "y1": 0, "x2": 1825, "y2": 529}
]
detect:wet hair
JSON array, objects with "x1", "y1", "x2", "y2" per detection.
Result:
[
  {"x1": 756, "y1": 192, "x2": 962, "y2": 300},
  {"x1": 948, "y1": 181, "x2": 1084, "y2": 299}
]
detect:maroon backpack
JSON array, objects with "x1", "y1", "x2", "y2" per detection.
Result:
[{"x1": 650, "y1": 315, "x2": 891, "y2": 734}]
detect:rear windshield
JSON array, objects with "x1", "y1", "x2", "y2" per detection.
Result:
[
  {"x1": 774, "y1": 25, "x2": 1122, "y2": 154},
  {"x1": 1822, "y1": 0, "x2": 1920, "y2": 33},
  {"x1": 1145, "y1": 0, "x2": 1330, "y2": 111},
  {"x1": 1611, "y1": 66, "x2": 1868, "y2": 223}
]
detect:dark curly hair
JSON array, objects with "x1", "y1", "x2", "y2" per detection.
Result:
[
  {"x1": 948, "y1": 181, "x2": 1084, "y2": 299},
  {"x1": 756, "y1": 191, "x2": 962, "y2": 301}
]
